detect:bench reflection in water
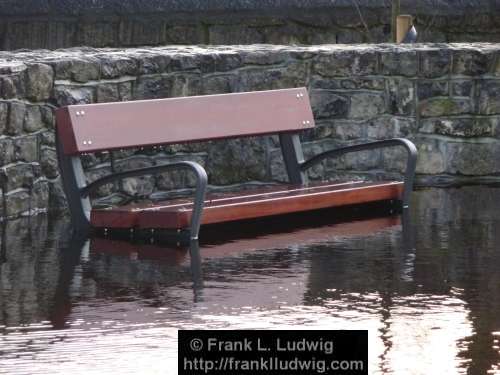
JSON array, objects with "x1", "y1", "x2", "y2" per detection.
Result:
[{"x1": 86, "y1": 202, "x2": 415, "y2": 288}]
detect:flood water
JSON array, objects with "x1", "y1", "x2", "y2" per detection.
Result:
[{"x1": 1, "y1": 186, "x2": 500, "y2": 374}]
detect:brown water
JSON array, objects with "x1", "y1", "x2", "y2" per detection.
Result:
[{"x1": 1, "y1": 187, "x2": 500, "y2": 375}]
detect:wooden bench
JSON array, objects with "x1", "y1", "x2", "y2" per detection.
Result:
[{"x1": 55, "y1": 87, "x2": 417, "y2": 241}]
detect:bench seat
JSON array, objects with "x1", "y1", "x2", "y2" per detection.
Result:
[{"x1": 91, "y1": 180, "x2": 403, "y2": 230}]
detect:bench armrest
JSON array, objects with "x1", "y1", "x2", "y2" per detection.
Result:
[
  {"x1": 81, "y1": 161, "x2": 208, "y2": 240},
  {"x1": 300, "y1": 138, "x2": 418, "y2": 208}
]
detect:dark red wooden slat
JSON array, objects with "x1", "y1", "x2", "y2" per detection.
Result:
[
  {"x1": 90, "y1": 181, "x2": 367, "y2": 228},
  {"x1": 56, "y1": 88, "x2": 314, "y2": 155},
  {"x1": 90, "y1": 181, "x2": 358, "y2": 228},
  {"x1": 90, "y1": 181, "x2": 403, "y2": 230}
]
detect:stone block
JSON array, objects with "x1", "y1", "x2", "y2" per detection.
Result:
[
  {"x1": 54, "y1": 85, "x2": 95, "y2": 106},
  {"x1": 2, "y1": 178, "x2": 48, "y2": 216},
  {"x1": 238, "y1": 62, "x2": 307, "y2": 91},
  {"x1": 4, "y1": 189, "x2": 31, "y2": 217},
  {"x1": 269, "y1": 147, "x2": 287, "y2": 182},
  {"x1": 206, "y1": 137, "x2": 268, "y2": 185},
  {"x1": 0, "y1": 138, "x2": 14, "y2": 165},
  {"x1": 23, "y1": 105, "x2": 44, "y2": 133},
  {"x1": 349, "y1": 92, "x2": 386, "y2": 119},
  {"x1": 446, "y1": 141, "x2": 500, "y2": 175},
  {"x1": 417, "y1": 80, "x2": 449, "y2": 100},
  {"x1": 96, "y1": 83, "x2": 120, "y2": 103},
  {"x1": 48, "y1": 178, "x2": 67, "y2": 210},
  {"x1": 100, "y1": 55, "x2": 138, "y2": 79},
  {"x1": 40, "y1": 147, "x2": 59, "y2": 179},
  {"x1": 169, "y1": 54, "x2": 200, "y2": 72},
  {"x1": 118, "y1": 81, "x2": 133, "y2": 101},
  {"x1": 0, "y1": 75, "x2": 25, "y2": 99},
  {"x1": 0, "y1": 102, "x2": 8, "y2": 133},
  {"x1": 419, "y1": 97, "x2": 473, "y2": 117},
  {"x1": 366, "y1": 116, "x2": 416, "y2": 139},
  {"x1": 380, "y1": 146, "x2": 406, "y2": 173},
  {"x1": 13, "y1": 135, "x2": 39, "y2": 162},
  {"x1": 39, "y1": 130, "x2": 55, "y2": 146},
  {"x1": 7, "y1": 102, "x2": 26, "y2": 136},
  {"x1": 451, "y1": 80, "x2": 473, "y2": 97},
  {"x1": 310, "y1": 76, "x2": 385, "y2": 90},
  {"x1": 313, "y1": 49, "x2": 378, "y2": 77},
  {"x1": 419, "y1": 49, "x2": 451, "y2": 78},
  {"x1": 380, "y1": 49, "x2": 418, "y2": 77},
  {"x1": 24, "y1": 63, "x2": 54, "y2": 101},
  {"x1": 452, "y1": 49, "x2": 492, "y2": 76},
  {"x1": 323, "y1": 120, "x2": 365, "y2": 141},
  {"x1": 0, "y1": 163, "x2": 37, "y2": 191},
  {"x1": 31, "y1": 179, "x2": 50, "y2": 211},
  {"x1": 169, "y1": 73, "x2": 202, "y2": 97},
  {"x1": 477, "y1": 80, "x2": 500, "y2": 115},
  {"x1": 202, "y1": 74, "x2": 239, "y2": 94},
  {"x1": 136, "y1": 54, "x2": 171, "y2": 74},
  {"x1": 414, "y1": 137, "x2": 447, "y2": 175},
  {"x1": 133, "y1": 75, "x2": 170, "y2": 99},
  {"x1": 199, "y1": 52, "x2": 243, "y2": 73},
  {"x1": 309, "y1": 121, "x2": 338, "y2": 140},
  {"x1": 387, "y1": 78, "x2": 415, "y2": 115},
  {"x1": 240, "y1": 50, "x2": 290, "y2": 66},
  {"x1": 40, "y1": 106, "x2": 55, "y2": 129},
  {"x1": 419, "y1": 117, "x2": 494, "y2": 138},
  {"x1": 310, "y1": 90, "x2": 349, "y2": 119},
  {"x1": 53, "y1": 57, "x2": 101, "y2": 83}
]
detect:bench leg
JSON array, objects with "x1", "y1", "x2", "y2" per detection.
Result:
[
  {"x1": 56, "y1": 135, "x2": 91, "y2": 234},
  {"x1": 188, "y1": 163, "x2": 208, "y2": 240},
  {"x1": 279, "y1": 133, "x2": 306, "y2": 184}
]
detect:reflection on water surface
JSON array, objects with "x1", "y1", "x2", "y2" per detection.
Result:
[{"x1": 1, "y1": 187, "x2": 500, "y2": 374}]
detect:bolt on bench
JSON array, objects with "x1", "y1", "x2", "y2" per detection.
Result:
[{"x1": 56, "y1": 88, "x2": 417, "y2": 241}]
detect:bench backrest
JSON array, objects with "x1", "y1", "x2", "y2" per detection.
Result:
[{"x1": 56, "y1": 87, "x2": 315, "y2": 155}]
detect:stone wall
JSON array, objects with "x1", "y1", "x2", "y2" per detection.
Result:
[
  {"x1": 1, "y1": 1, "x2": 500, "y2": 49},
  {"x1": 1, "y1": 43, "x2": 500, "y2": 218}
]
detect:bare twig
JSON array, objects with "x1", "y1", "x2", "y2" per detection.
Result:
[{"x1": 350, "y1": 0, "x2": 371, "y2": 42}]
